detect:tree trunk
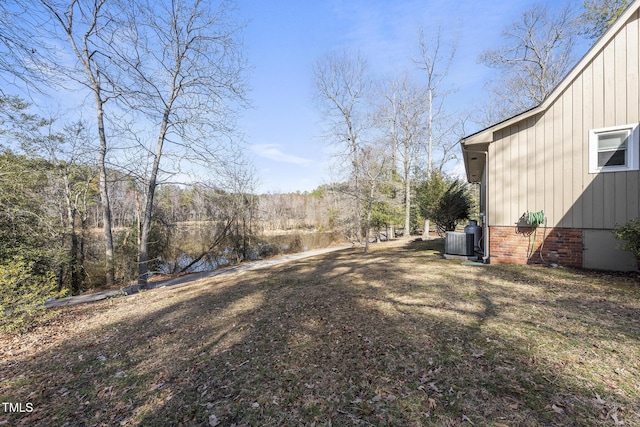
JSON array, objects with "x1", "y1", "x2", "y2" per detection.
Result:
[
  {"x1": 364, "y1": 183, "x2": 376, "y2": 253},
  {"x1": 137, "y1": 190, "x2": 154, "y2": 288},
  {"x1": 351, "y1": 139, "x2": 363, "y2": 244},
  {"x1": 138, "y1": 160, "x2": 160, "y2": 288},
  {"x1": 62, "y1": 173, "x2": 81, "y2": 294},
  {"x1": 427, "y1": 88, "x2": 433, "y2": 177},
  {"x1": 404, "y1": 165, "x2": 411, "y2": 237},
  {"x1": 364, "y1": 212, "x2": 371, "y2": 253},
  {"x1": 95, "y1": 94, "x2": 115, "y2": 287},
  {"x1": 79, "y1": 216, "x2": 87, "y2": 288},
  {"x1": 138, "y1": 106, "x2": 170, "y2": 287}
]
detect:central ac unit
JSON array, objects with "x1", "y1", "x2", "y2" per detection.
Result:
[{"x1": 445, "y1": 231, "x2": 474, "y2": 256}]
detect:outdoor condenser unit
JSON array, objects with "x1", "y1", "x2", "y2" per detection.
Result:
[{"x1": 445, "y1": 231, "x2": 474, "y2": 256}]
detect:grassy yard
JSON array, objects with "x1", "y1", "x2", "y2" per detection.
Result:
[{"x1": 1, "y1": 239, "x2": 639, "y2": 426}]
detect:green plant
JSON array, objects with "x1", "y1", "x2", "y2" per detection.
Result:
[
  {"x1": 416, "y1": 172, "x2": 448, "y2": 222},
  {"x1": 0, "y1": 257, "x2": 64, "y2": 333},
  {"x1": 429, "y1": 179, "x2": 474, "y2": 233},
  {"x1": 369, "y1": 201, "x2": 402, "y2": 231},
  {"x1": 613, "y1": 218, "x2": 640, "y2": 261}
]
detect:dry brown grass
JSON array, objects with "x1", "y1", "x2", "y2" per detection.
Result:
[{"x1": 1, "y1": 239, "x2": 639, "y2": 426}]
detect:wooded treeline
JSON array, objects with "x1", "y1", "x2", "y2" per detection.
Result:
[{"x1": 0, "y1": 144, "x2": 349, "y2": 291}]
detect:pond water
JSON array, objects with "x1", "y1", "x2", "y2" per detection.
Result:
[{"x1": 156, "y1": 231, "x2": 344, "y2": 274}]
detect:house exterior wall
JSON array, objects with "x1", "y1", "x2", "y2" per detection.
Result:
[
  {"x1": 484, "y1": 9, "x2": 640, "y2": 270},
  {"x1": 489, "y1": 226, "x2": 583, "y2": 268},
  {"x1": 583, "y1": 229, "x2": 638, "y2": 270}
]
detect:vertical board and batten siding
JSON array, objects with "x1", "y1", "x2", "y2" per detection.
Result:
[
  {"x1": 572, "y1": 74, "x2": 585, "y2": 227},
  {"x1": 627, "y1": 13, "x2": 640, "y2": 222},
  {"x1": 581, "y1": 64, "x2": 596, "y2": 228},
  {"x1": 526, "y1": 115, "x2": 538, "y2": 212},
  {"x1": 602, "y1": 28, "x2": 615, "y2": 231},
  {"x1": 553, "y1": 98, "x2": 565, "y2": 227},
  {"x1": 543, "y1": 110, "x2": 555, "y2": 226},
  {"x1": 488, "y1": 9, "x2": 640, "y2": 229},
  {"x1": 513, "y1": 122, "x2": 523, "y2": 217},
  {"x1": 592, "y1": 49, "x2": 607, "y2": 229}
]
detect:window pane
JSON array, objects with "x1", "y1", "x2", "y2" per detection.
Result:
[
  {"x1": 598, "y1": 131, "x2": 628, "y2": 150},
  {"x1": 598, "y1": 149, "x2": 626, "y2": 167}
]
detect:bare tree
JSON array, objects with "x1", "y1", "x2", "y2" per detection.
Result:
[
  {"x1": 429, "y1": 110, "x2": 466, "y2": 176},
  {"x1": 376, "y1": 74, "x2": 428, "y2": 236},
  {"x1": 0, "y1": 1, "x2": 53, "y2": 90},
  {"x1": 413, "y1": 27, "x2": 457, "y2": 237},
  {"x1": 478, "y1": 3, "x2": 578, "y2": 122},
  {"x1": 313, "y1": 50, "x2": 372, "y2": 243},
  {"x1": 39, "y1": 0, "x2": 121, "y2": 287},
  {"x1": 112, "y1": 0, "x2": 248, "y2": 287},
  {"x1": 0, "y1": 98, "x2": 97, "y2": 292},
  {"x1": 414, "y1": 27, "x2": 457, "y2": 178},
  {"x1": 20, "y1": 117, "x2": 97, "y2": 293},
  {"x1": 578, "y1": 0, "x2": 632, "y2": 39},
  {"x1": 358, "y1": 143, "x2": 389, "y2": 253}
]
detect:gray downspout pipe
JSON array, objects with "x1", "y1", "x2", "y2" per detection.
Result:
[{"x1": 461, "y1": 147, "x2": 490, "y2": 264}]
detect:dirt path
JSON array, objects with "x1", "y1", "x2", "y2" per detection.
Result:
[{"x1": 45, "y1": 243, "x2": 354, "y2": 308}]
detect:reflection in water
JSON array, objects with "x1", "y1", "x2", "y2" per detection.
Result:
[{"x1": 157, "y1": 231, "x2": 344, "y2": 274}]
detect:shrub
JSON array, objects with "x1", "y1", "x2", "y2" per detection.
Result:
[
  {"x1": 613, "y1": 218, "x2": 640, "y2": 261},
  {"x1": 430, "y1": 180, "x2": 474, "y2": 233},
  {"x1": 0, "y1": 257, "x2": 63, "y2": 333},
  {"x1": 416, "y1": 172, "x2": 448, "y2": 222}
]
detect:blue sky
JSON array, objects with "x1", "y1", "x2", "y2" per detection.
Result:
[
  {"x1": 237, "y1": 0, "x2": 563, "y2": 193},
  {"x1": 3, "y1": 0, "x2": 582, "y2": 194}
]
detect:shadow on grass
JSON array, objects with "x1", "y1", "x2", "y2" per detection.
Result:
[
  {"x1": 404, "y1": 237, "x2": 445, "y2": 255},
  {"x1": 1, "y1": 241, "x2": 639, "y2": 426}
]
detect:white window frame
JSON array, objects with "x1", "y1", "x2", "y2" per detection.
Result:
[{"x1": 588, "y1": 123, "x2": 640, "y2": 173}]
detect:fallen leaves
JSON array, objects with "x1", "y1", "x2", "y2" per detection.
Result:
[
  {"x1": 461, "y1": 414, "x2": 474, "y2": 425},
  {"x1": 428, "y1": 398, "x2": 437, "y2": 410},
  {"x1": 551, "y1": 403, "x2": 564, "y2": 414},
  {"x1": 1, "y1": 240, "x2": 639, "y2": 426},
  {"x1": 208, "y1": 414, "x2": 220, "y2": 426},
  {"x1": 609, "y1": 411, "x2": 624, "y2": 425},
  {"x1": 470, "y1": 350, "x2": 485, "y2": 358}
]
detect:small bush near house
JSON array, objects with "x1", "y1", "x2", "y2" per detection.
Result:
[
  {"x1": 0, "y1": 257, "x2": 63, "y2": 333},
  {"x1": 430, "y1": 179, "x2": 474, "y2": 233},
  {"x1": 613, "y1": 218, "x2": 640, "y2": 263},
  {"x1": 417, "y1": 174, "x2": 475, "y2": 234}
]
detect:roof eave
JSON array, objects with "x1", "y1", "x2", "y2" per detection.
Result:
[
  {"x1": 459, "y1": 0, "x2": 640, "y2": 183},
  {"x1": 460, "y1": 140, "x2": 489, "y2": 183}
]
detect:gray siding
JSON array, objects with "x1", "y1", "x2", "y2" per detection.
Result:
[{"x1": 584, "y1": 229, "x2": 638, "y2": 271}]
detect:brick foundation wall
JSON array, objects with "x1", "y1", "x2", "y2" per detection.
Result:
[{"x1": 489, "y1": 226, "x2": 583, "y2": 268}]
